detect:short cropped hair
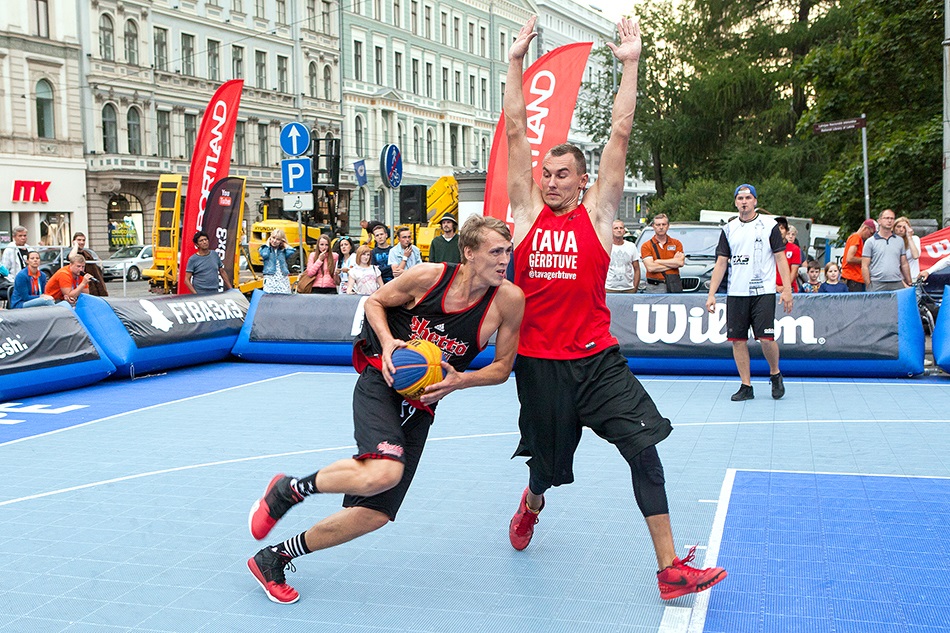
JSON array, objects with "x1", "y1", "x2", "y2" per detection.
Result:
[
  {"x1": 651, "y1": 214, "x2": 669, "y2": 225},
  {"x1": 547, "y1": 143, "x2": 587, "y2": 175},
  {"x1": 458, "y1": 215, "x2": 511, "y2": 261},
  {"x1": 68, "y1": 254, "x2": 86, "y2": 265}
]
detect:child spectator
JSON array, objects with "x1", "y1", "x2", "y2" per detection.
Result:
[
  {"x1": 801, "y1": 261, "x2": 822, "y2": 293},
  {"x1": 818, "y1": 262, "x2": 849, "y2": 293}
]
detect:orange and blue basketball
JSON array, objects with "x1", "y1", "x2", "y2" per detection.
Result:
[{"x1": 391, "y1": 339, "x2": 445, "y2": 399}]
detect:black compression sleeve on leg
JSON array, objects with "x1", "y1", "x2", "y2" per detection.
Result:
[{"x1": 629, "y1": 445, "x2": 670, "y2": 517}]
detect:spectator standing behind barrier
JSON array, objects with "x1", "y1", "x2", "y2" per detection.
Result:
[
  {"x1": 801, "y1": 260, "x2": 822, "y2": 293},
  {"x1": 388, "y1": 227, "x2": 422, "y2": 278},
  {"x1": 706, "y1": 184, "x2": 794, "y2": 402},
  {"x1": 259, "y1": 229, "x2": 292, "y2": 295},
  {"x1": 894, "y1": 217, "x2": 921, "y2": 280},
  {"x1": 841, "y1": 219, "x2": 876, "y2": 292},
  {"x1": 46, "y1": 254, "x2": 95, "y2": 305},
  {"x1": 10, "y1": 251, "x2": 54, "y2": 309},
  {"x1": 606, "y1": 220, "x2": 641, "y2": 293},
  {"x1": 640, "y1": 214, "x2": 684, "y2": 293},
  {"x1": 371, "y1": 225, "x2": 394, "y2": 283},
  {"x1": 346, "y1": 245, "x2": 383, "y2": 295},
  {"x1": 184, "y1": 231, "x2": 232, "y2": 294},
  {"x1": 1, "y1": 226, "x2": 30, "y2": 301},
  {"x1": 774, "y1": 217, "x2": 801, "y2": 293},
  {"x1": 428, "y1": 215, "x2": 462, "y2": 264},
  {"x1": 818, "y1": 262, "x2": 848, "y2": 293},
  {"x1": 69, "y1": 232, "x2": 107, "y2": 297},
  {"x1": 305, "y1": 234, "x2": 339, "y2": 295},
  {"x1": 862, "y1": 209, "x2": 911, "y2": 291},
  {"x1": 786, "y1": 225, "x2": 802, "y2": 250},
  {"x1": 334, "y1": 237, "x2": 357, "y2": 293}
]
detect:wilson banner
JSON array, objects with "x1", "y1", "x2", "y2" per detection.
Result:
[
  {"x1": 177, "y1": 79, "x2": 244, "y2": 293},
  {"x1": 483, "y1": 42, "x2": 593, "y2": 228}
]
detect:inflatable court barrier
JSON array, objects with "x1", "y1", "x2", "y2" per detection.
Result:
[
  {"x1": 74, "y1": 290, "x2": 249, "y2": 377},
  {"x1": 232, "y1": 288, "x2": 922, "y2": 378},
  {"x1": 0, "y1": 304, "x2": 116, "y2": 401},
  {"x1": 931, "y1": 286, "x2": 950, "y2": 372},
  {"x1": 608, "y1": 288, "x2": 924, "y2": 377}
]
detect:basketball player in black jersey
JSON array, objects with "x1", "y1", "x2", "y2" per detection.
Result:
[{"x1": 246, "y1": 215, "x2": 525, "y2": 604}]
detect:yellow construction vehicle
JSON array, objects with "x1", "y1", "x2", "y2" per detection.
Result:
[
  {"x1": 142, "y1": 175, "x2": 183, "y2": 293},
  {"x1": 415, "y1": 176, "x2": 459, "y2": 260},
  {"x1": 247, "y1": 184, "x2": 335, "y2": 271}
]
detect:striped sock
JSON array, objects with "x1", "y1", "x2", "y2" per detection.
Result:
[
  {"x1": 274, "y1": 531, "x2": 312, "y2": 560},
  {"x1": 292, "y1": 471, "x2": 320, "y2": 497}
]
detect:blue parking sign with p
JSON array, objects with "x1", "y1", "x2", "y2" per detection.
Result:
[{"x1": 281, "y1": 158, "x2": 312, "y2": 194}]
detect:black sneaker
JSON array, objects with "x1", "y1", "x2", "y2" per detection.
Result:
[
  {"x1": 770, "y1": 373, "x2": 785, "y2": 399},
  {"x1": 249, "y1": 474, "x2": 303, "y2": 540},
  {"x1": 731, "y1": 384, "x2": 754, "y2": 401},
  {"x1": 247, "y1": 547, "x2": 299, "y2": 604}
]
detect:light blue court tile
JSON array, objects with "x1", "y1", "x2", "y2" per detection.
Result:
[
  {"x1": 553, "y1": 598, "x2": 628, "y2": 625},
  {"x1": 474, "y1": 613, "x2": 569, "y2": 633},
  {"x1": 73, "y1": 602, "x2": 155, "y2": 629},
  {"x1": 103, "y1": 583, "x2": 189, "y2": 608},
  {"x1": 0, "y1": 591, "x2": 52, "y2": 617},
  {"x1": 1, "y1": 616, "x2": 71, "y2": 633},
  {"x1": 167, "y1": 588, "x2": 243, "y2": 612},
  {"x1": 13, "y1": 573, "x2": 88, "y2": 598},
  {"x1": 64, "y1": 578, "x2": 139, "y2": 601},
  {"x1": 60, "y1": 623, "x2": 131, "y2": 632},
  {"x1": 24, "y1": 596, "x2": 110, "y2": 622},
  {"x1": 196, "y1": 613, "x2": 283, "y2": 633},
  {"x1": 491, "y1": 593, "x2": 562, "y2": 618},
  {"x1": 46, "y1": 557, "x2": 119, "y2": 580},
  {"x1": 136, "y1": 607, "x2": 219, "y2": 632}
]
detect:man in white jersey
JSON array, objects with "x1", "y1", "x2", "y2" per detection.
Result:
[
  {"x1": 705, "y1": 184, "x2": 794, "y2": 401},
  {"x1": 605, "y1": 220, "x2": 641, "y2": 292}
]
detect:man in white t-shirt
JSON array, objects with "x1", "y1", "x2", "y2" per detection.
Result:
[{"x1": 605, "y1": 220, "x2": 641, "y2": 293}]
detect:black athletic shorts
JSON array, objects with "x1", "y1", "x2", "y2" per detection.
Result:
[
  {"x1": 342, "y1": 367, "x2": 435, "y2": 521},
  {"x1": 513, "y1": 346, "x2": 673, "y2": 489},
  {"x1": 726, "y1": 294, "x2": 776, "y2": 341}
]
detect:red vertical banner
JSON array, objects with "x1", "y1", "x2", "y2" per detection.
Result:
[
  {"x1": 919, "y1": 226, "x2": 950, "y2": 272},
  {"x1": 177, "y1": 79, "x2": 244, "y2": 294},
  {"x1": 483, "y1": 43, "x2": 593, "y2": 229}
]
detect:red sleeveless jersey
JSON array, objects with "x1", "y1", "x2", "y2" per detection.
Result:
[{"x1": 513, "y1": 204, "x2": 618, "y2": 359}]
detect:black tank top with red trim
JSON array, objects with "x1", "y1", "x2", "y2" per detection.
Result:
[{"x1": 355, "y1": 263, "x2": 498, "y2": 373}]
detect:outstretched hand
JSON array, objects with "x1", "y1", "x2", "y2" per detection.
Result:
[
  {"x1": 508, "y1": 16, "x2": 538, "y2": 62},
  {"x1": 606, "y1": 17, "x2": 642, "y2": 64}
]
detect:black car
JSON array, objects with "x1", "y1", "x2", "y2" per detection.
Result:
[{"x1": 36, "y1": 246, "x2": 102, "y2": 278}]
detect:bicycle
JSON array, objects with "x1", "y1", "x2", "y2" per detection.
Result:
[{"x1": 913, "y1": 278, "x2": 939, "y2": 335}]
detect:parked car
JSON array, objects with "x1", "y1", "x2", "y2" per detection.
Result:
[
  {"x1": 636, "y1": 222, "x2": 726, "y2": 293},
  {"x1": 102, "y1": 245, "x2": 154, "y2": 281},
  {"x1": 37, "y1": 246, "x2": 102, "y2": 278}
]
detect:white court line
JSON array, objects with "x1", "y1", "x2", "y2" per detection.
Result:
[
  {"x1": 0, "y1": 370, "x2": 344, "y2": 448},
  {"x1": 642, "y1": 377, "x2": 948, "y2": 387},
  {"x1": 0, "y1": 430, "x2": 519, "y2": 507},
  {"x1": 685, "y1": 468, "x2": 735, "y2": 633},
  {"x1": 675, "y1": 418, "x2": 949, "y2": 427},
  {"x1": 658, "y1": 606, "x2": 692, "y2": 633}
]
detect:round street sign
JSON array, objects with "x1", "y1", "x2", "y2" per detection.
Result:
[
  {"x1": 379, "y1": 144, "x2": 402, "y2": 188},
  {"x1": 279, "y1": 122, "x2": 311, "y2": 157}
]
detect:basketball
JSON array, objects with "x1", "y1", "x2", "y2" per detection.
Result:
[{"x1": 391, "y1": 339, "x2": 446, "y2": 399}]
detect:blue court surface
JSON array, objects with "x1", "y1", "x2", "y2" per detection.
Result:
[{"x1": 1, "y1": 362, "x2": 948, "y2": 632}]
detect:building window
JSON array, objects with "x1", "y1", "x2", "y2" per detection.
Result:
[
  {"x1": 99, "y1": 14, "x2": 114, "y2": 60},
  {"x1": 308, "y1": 62, "x2": 318, "y2": 97},
  {"x1": 481, "y1": 137, "x2": 487, "y2": 168},
  {"x1": 468, "y1": 22, "x2": 474, "y2": 52},
  {"x1": 374, "y1": 46, "x2": 383, "y2": 85},
  {"x1": 413, "y1": 126, "x2": 420, "y2": 162},
  {"x1": 235, "y1": 121, "x2": 246, "y2": 164},
  {"x1": 232, "y1": 46, "x2": 244, "y2": 78},
  {"x1": 277, "y1": 56, "x2": 288, "y2": 92},
  {"x1": 426, "y1": 128, "x2": 434, "y2": 165},
  {"x1": 454, "y1": 70, "x2": 460, "y2": 102},
  {"x1": 255, "y1": 0, "x2": 264, "y2": 18},
  {"x1": 127, "y1": 107, "x2": 142, "y2": 154},
  {"x1": 184, "y1": 114, "x2": 197, "y2": 159},
  {"x1": 232, "y1": 0, "x2": 243, "y2": 12},
  {"x1": 424, "y1": 6, "x2": 431, "y2": 38},
  {"x1": 258, "y1": 123, "x2": 269, "y2": 165},
  {"x1": 453, "y1": 16, "x2": 459, "y2": 48},
  {"x1": 321, "y1": 1, "x2": 331, "y2": 32},
  {"x1": 255, "y1": 51, "x2": 267, "y2": 89},
  {"x1": 481, "y1": 77, "x2": 487, "y2": 109},
  {"x1": 499, "y1": 32, "x2": 506, "y2": 61},
  {"x1": 208, "y1": 40, "x2": 220, "y2": 81},
  {"x1": 124, "y1": 20, "x2": 138, "y2": 65},
  {"x1": 374, "y1": 0, "x2": 382, "y2": 20},
  {"x1": 394, "y1": 52, "x2": 402, "y2": 90},
  {"x1": 154, "y1": 27, "x2": 168, "y2": 71},
  {"x1": 411, "y1": 59, "x2": 419, "y2": 94},
  {"x1": 353, "y1": 41, "x2": 363, "y2": 81},
  {"x1": 410, "y1": 1, "x2": 417, "y2": 33},
  {"x1": 323, "y1": 65, "x2": 332, "y2": 100},
  {"x1": 355, "y1": 116, "x2": 364, "y2": 156},
  {"x1": 425, "y1": 63, "x2": 432, "y2": 97},
  {"x1": 450, "y1": 131, "x2": 458, "y2": 166},
  {"x1": 469, "y1": 75, "x2": 475, "y2": 104},
  {"x1": 34, "y1": 0, "x2": 49, "y2": 38},
  {"x1": 276, "y1": 0, "x2": 287, "y2": 23},
  {"x1": 440, "y1": 12, "x2": 447, "y2": 43},
  {"x1": 480, "y1": 26, "x2": 486, "y2": 57},
  {"x1": 35, "y1": 79, "x2": 54, "y2": 139},
  {"x1": 441, "y1": 67, "x2": 448, "y2": 99},
  {"x1": 157, "y1": 110, "x2": 170, "y2": 157},
  {"x1": 102, "y1": 104, "x2": 118, "y2": 153},
  {"x1": 181, "y1": 34, "x2": 195, "y2": 75},
  {"x1": 353, "y1": 0, "x2": 361, "y2": 14},
  {"x1": 306, "y1": 0, "x2": 316, "y2": 30},
  {"x1": 393, "y1": 0, "x2": 400, "y2": 27}
]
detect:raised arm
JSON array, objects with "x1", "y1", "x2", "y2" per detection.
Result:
[
  {"x1": 505, "y1": 16, "x2": 544, "y2": 243},
  {"x1": 584, "y1": 18, "x2": 642, "y2": 235}
]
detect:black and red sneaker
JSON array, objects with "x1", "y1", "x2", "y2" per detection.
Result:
[
  {"x1": 247, "y1": 547, "x2": 299, "y2": 604},
  {"x1": 656, "y1": 546, "x2": 727, "y2": 600},
  {"x1": 508, "y1": 487, "x2": 544, "y2": 551},
  {"x1": 249, "y1": 474, "x2": 303, "y2": 540}
]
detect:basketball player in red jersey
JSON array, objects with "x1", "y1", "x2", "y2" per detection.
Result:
[
  {"x1": 504, "y1": 16, "x2": 726, "y2": 600},
  {"x1": 245, "y1": 216, "x2": 524, "y2": 604}
]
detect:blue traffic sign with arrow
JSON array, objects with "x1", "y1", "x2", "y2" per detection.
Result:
[{"x1": 279, "y1": 122, "x2": 311, "y2": 157}]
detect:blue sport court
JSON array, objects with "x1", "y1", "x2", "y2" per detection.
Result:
[{"x1": 1, "y1": 362, "x2": 948, "y2": 632}]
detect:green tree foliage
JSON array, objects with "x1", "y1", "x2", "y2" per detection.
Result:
[{"x1": 577, "y1": 0, "x2": 940, "y2": 227}]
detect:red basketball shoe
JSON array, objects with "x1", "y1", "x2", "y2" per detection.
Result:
[
  {"x1": 656, "y1": 546, "x2": 727, "y2": 600},
  {"x1": 248, "y1": 547, "x2": 299, "y2": 604},
  {"x1": 509, "y1": 487, "x2": 544, "y2": 551},
  {"x1": 249, "y1": 474, "x2": 303, "y2": 540}
]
